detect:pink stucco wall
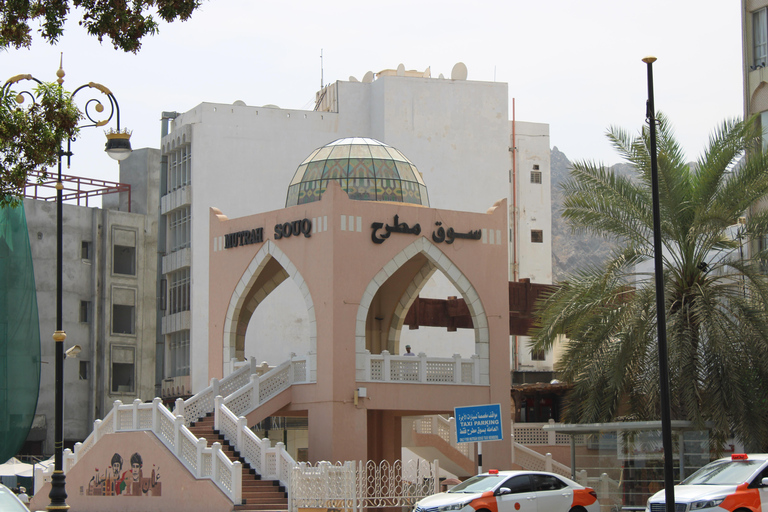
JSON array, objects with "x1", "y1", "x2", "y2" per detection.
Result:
[{"x1": 29, "y1": 431, "x2": 232, "y2": 512}]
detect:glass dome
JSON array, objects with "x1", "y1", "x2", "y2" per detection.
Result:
[{"x1": 286, "y1": 137, "x2": 429, "y2": 207}]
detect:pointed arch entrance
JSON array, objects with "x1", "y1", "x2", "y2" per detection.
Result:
[{"x1": 221, "y1": 240, "x2": 317, "y2": 379}]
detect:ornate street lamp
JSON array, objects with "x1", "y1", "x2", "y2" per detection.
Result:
[{"x1": 3, "y1": 59, "x2": 131, "y2": 511}]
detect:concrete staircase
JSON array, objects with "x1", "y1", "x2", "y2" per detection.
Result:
[{"x1": 188, "y1": 414, "x2": 289, "y2": 512}]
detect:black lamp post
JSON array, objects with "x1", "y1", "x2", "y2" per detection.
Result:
[
  {"x1": 643, "y1": 56, "x2": 675, "y2": 512},
  {"x1": 3, "y1": 59, "x2": 131, "y2": 511}
]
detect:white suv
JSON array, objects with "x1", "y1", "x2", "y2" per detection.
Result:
[{"x1": 646, "y1": 454, "x2": 768, "y2": 512}]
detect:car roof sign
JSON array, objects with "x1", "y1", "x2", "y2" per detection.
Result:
[{"x1": 732, "y1": 454, "x2": 749, "y2": 460}]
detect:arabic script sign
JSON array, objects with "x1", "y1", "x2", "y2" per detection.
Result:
[
  {"x1": 454, "y1": 404, "x2": 503, "y2": 443},
  {"x1": 371, "y1": 215, "x2": 482, "y2": 245}
]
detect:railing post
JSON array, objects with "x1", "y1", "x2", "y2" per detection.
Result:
[
  {"x1": 93, "y1": 419, "x2": 102, "y2": 443},
  {"x1": 237, "y1": 416, "x2": 247, "y2": 449},
  {"x1": 214, "y1": 395, "x2": 223, "y2": 431},
  {"x1": 431, "y1": 416, "x2": 438, "y2": 435},
  {"x1": 600, "y1": 473, "x2": 609, "y2": 506},
  {"x1": 275, "y1": 441, "x2": 285, "y2": 481},
  {"x1": 250, "y1": 356, "x2": 257, "y2": 375},
  {"x1": 133, "y1": 398, "x2": 142, "y2": 429},
  {"x1": 471, "y1": 354, "x2": 480, "y2": 384},
  {"x1": 174, "y1": 415, "x2": 184, "y2": 454},
  {"x1": 548, "y1": 418, "x2": 556, "y2": 445},
  {"x1": 382, "y1": 350, "x2": 391, "y2": 382},
  {"x1": 233, "y1": 460, "x2": 242, "y2": 504},
  {"x1": 418, "y1": 353, "x2": 427, "y2": 382},
  {"x1": 448, "y1": 417, "x2": 457, "y2": 447},
  {"x1": 112, "y1": 400, "x2": 122, "y2": 432},
  {"x1": 152, "y1": 397, "x2": 162, "y2": 432},
  {"x1": 212, "y1": 442, "x2": 222, "y2": 481},
  {"x1": 196, "y1": 438, "x2": 207, "y2": 477},
  {"x1": 453, "y1": 354, "x2": 462, "y2": 383},
  {"x1": 211, "y1": 377, "x2": 220, "y2": 399},
  {"x1": 250, "y1": 373, "x2": 260, "y2": 409},
  {"x1": 174, "y1": 397, "x2": 184, "y2": 416},
  {"x1": 545, "y1": 453, "x2": 553, "y2": 472}
]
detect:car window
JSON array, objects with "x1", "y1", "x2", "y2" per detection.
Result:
[
  {"x1": 501, "y1": 475, "x2": 534, "y2": 494},
  {"x1": 449, "y1": 475, "x2": 508, "y2": 493},
  {"x1": 532, "y1": 474, "x2": 567, "y2": 491},
  {"x1": 682, "y1": 460, "x2": 764, "y2": 486}
]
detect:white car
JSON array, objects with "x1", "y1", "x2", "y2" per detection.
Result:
[
  {"x1": 413, "y1": 469, "x2": 600, "y2": 512},
  {"x1": 646, "y1": 454, "x2": 768, "y2": 512}
]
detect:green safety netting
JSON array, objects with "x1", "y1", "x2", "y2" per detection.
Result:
[{"x1": 0, "y1": 201, "x2": 41, "y2": 464}]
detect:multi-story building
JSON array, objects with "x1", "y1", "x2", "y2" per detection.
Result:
[
  {"x1": 20, "y1": 148, "x2": 160, "y2": 455},
  {"x1": 742, "y1": 0, "x2": 768, "y2": 258},
  {"x1": 155, "y1": 63, "x2": 553, "y2": 398}
]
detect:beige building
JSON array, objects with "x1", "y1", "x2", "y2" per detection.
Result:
[{"x1": 21, "y1": 148, "x2": 160, "y2": 455}]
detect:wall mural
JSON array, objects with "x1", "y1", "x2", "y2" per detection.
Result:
[{"x1": 84, "y1": 452, "x2": 161, "y2": 497}]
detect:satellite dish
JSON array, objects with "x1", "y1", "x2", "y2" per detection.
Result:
[
  {"x1": 451, "y1": 62, "x2": 468, "y2": 80},
  {"x1": 233, "y1": 100, "x2": 246, "y2": 106},
  {"x1": 423, "y1": 66, "x2": 431, "y2": 78},
  {"x1": 396, "y1": 63, "x2": 405, "y2": 76},
  {"x1": 438, "y1": 73, "x2": 445, "y2": 79},
  {"x1": 349, "y1": 76, "x2": 359, "y2": 82},
  {"x1": 362, "y1": 71, "x2": 374, "y2": 83},
  {"x1": 261, "y1": 104, "x2": 280, "y2": 109}
]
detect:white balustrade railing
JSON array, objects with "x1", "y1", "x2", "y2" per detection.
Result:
[
  {"x1": 36, "y1": 398, "x2": 242, "y2": 504},
  {"x1": 511, "y1": 441, "x2": 571, "y2": 477},
  {"x1": 411, "y1": 415, "x2": 472, "y2": 459},
  {"x1": 176, "y1": 357, "x2": 273, "y2": 425},
  {"x1": 363, "y1": 350, "x2": 480, "y2": 384},
  {"x1": 215, "y1": 395, "x2": 296, "y2": 493},
  {"x1": 176, "y1": 354, "x2": 310, "y2": 425}
]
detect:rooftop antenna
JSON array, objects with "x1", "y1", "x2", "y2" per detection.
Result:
[{"x1": 320, "y1": 49, "x2": 324, "y2": 89}]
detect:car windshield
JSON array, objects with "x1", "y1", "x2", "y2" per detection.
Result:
[
  {"x1": 0, "y1": 486, "x2": 27, "y2": 512},
  {"x1": 448, "y1": 475, "x2": 507, "y2": 493},
  {"x1": 681, "y1": 460, "x2": 764, "y2": 486}
]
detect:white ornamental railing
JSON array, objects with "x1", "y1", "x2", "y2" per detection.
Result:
[
  {"x1": 362, "y1": 350, "x2": 480, "y2": 384},
  {"x1": 214, "y1": 395, "x2": 296, "y2": 493},
  {"x1": 411, "y1": 416, "x2": 472, "y2": 459},
  {"x1": 511, "y1": 441, "x2": 571, "y2": 478},
  {"x1": 291, "y1": 459, "x2": 439, "y2": 512},
  {"x1": 512, "y1": 419, "x2": 585, "y2": 446},
  {"x1": 176, "y1": 354, "x2": 310, "y2": 425},
  {"x1": 35, "y1": 398, "x2": 242, "y2": 504}
]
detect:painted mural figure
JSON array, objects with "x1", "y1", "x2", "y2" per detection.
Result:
[{"x1": 85, "y1": 451, "x2": 161, "y2": 497}]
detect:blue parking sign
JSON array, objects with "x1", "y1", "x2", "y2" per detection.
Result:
[{"x1": 454, "y1": 404, "x2": 503, "y2": 443}]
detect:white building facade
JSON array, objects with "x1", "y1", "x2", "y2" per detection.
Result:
[{"x1": 157, "y1": 65, "x2": 553, "y2": 395}]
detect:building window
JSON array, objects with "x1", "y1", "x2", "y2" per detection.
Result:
[
  {"x1": 168, "y1": 144, "x2": 191, "y2": 193},
  {"x1": 169, "y1": 330, "x2": 190, "y2": 377},
  {"x1": 531, "y1": 230, "x2": 544, "y2": 243},
  {"x1": 530, "y1": 171, "x2": 542, "y2": 184},
  {"x1": 112, "y1": 304, "x2": 135, "y2": 334},
  {"x1": 81, "y1": 241, "x2": 92, "y2": 260},
  {"x1": 113, "y1": 245, "x2": 136, "y2": 275},
  {"x1": 755, "y1": 8, "x2": 768, "y2": 68},
  {"x1": 531, "y1": 348, "x2": 546, "y2": 361},
  {"x1": 79, "y1": 361, "x2": 89, "y2": 380},
  {"x1": 79, "y1": 301, "x2": 91, "y2": 323},
  {"x1": 168, "y1": 206, "x2": 191, "y2": 252},
  {"x1": 111, "y1": 346, "x2": 135, "y2": 393},
  {"x1": 168, "y1": 268, "x2": 190, "y2": 315}
]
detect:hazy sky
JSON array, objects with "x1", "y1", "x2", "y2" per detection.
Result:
[{"x1": 3, "y1": 0, "x2": 743, "y2": 188}]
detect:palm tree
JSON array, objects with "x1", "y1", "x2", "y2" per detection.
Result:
[{"x1": 532, "y1": 114, "x2": 768, "y2": 450}]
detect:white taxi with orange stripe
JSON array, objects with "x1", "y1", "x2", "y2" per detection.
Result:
[
  {"x1": 413, "y1": 469, "x2": 600, "y2": 512},
  {"x1": 646, "y1": 454, "x2": 768, "y2": 512}
]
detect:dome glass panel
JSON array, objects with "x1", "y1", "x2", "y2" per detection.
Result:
[{"x1": 286, "y1": 137, "x2": 428, "y2": 207}]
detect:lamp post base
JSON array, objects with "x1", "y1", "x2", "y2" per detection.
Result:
[{"x1": 47, "y1": 471, "x2": 69, "y2": 511}]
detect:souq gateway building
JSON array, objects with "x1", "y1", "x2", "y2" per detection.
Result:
[{"x1": 207, "y1": 144, "x2": 512, "y2": 466}]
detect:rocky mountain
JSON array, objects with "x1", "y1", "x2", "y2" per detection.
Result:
[{"x1": 550, "y1": 147, "x2": 635, "y2": 282}]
